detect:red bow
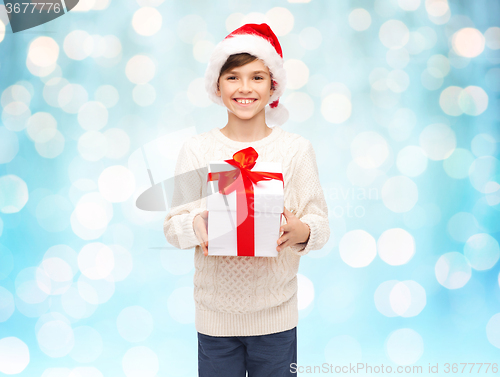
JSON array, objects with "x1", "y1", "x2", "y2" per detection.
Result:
[{"x1": 207, "y1": 147, "x2": 283, "y2": 256}]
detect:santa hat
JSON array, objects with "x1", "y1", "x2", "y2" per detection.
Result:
[{"x1": 204, "y1": 23, "x2": 289, "y2": 127}]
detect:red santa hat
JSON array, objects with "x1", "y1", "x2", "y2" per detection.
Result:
[{"x1": 204, "y1": 23, "x2": 289, "y2": 127}]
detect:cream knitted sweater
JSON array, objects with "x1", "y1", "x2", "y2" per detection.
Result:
[{"x1": 163, "y1": 126, "x2": 330, "y2": 337}]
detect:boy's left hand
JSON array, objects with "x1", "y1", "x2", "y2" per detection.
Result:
[{"x1": 277, "y1": 207, "x2": 310, "y2": 252}]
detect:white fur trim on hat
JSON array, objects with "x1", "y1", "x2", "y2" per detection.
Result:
[{"x1": 265, "y1": 102, "x2": 289, "y2": 128}]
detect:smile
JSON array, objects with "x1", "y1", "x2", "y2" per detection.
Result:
[{"x1": 233, "y1": 98, "x2": 257, "y2": 106}]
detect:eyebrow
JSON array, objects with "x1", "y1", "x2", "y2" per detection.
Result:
[{"x1": 224, "y1": 70, "x2": 269, "y2": 76}]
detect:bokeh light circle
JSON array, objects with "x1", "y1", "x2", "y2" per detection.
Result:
[
  {"x1": 396, "y1": 146, "x2": 428, "y2": 177},
  {"x1": 0, "y1": 127, "x2": 19, "y2": 164},
  {"x1": 285, "y1": 92, "x2": 314, "y2": 123},
  {"x1": 419, "y1": 123, "x2": 456, "y2": 160},
  {"x1": 351, "y1": 131, "x2": 389, "y2": 169},
  {"x1": 35, "y1": 129, "x2": 65, "y2": 159},
  {"x1": 0, "y1": 174, "x2": 29, "y2": 214},
  {"x1": 132, "y1": 7, "x2": 162, "y2": 36},
  {"x1": 35, "y1": 194, "x2": 72, "y2": 232},
  {"x1": 339, "y1": 230, "x2": 377, "y2": 268},
  {"x1": 375, "y1": 280, "x2": 426, "y2": 317},
  {"x1": 73, "y1": 192, "x2": 113, "y2": 232},
  {"x1": 439, "y1": 86, "x2": 463, "y2": 116},
  {"x1": 348, "y1": 8, "x2": 371, "y2": 31},
  {"x1": 64, "y1": 30, "x2": 92, "y2": 60},
  {"x1": 452, "y1": 28, "x2": 485, "y2": 58},
  {"x1": 443, "y1": 148, "x2": 475, "y2": 179},
  {"x1": 78, "y1": 273, "x2": 115, "y2": 304},
  {"x1": 468, "y1": 156, "x2": 499, "y2": 194},
  {"x1": 447, "y1": 212, "x2": 480, "y2": 243},
  {"x1": 379, "y1": 20, "x2": 410, "y2": 49},
  {"x1": 37, "y1": 320, "x2": 75, "y2": 358},
  {"x1": 381, "y1": 176, "x2": 418, "y2": 213},
  {"x1": 486, "y1": 313, "x2": 500, "y2": 349},
  {"x1": 386, "y1": 48, "x2": 410, "y2": 69},
  {"x1": 108, "y1": 244, "x2": 133, "y2": 281},
  {"x1": 297, "y1": 273, "x2": 314, "y2": 310},
  {"x1": 167, "y1": 286, "x2": 195, "y2": 324},
  {"x1": 386, "y1": 328, "x2": 424, "y2": 365},
  {"x1": 471, "y1": 134, "x2": 497, "y2": 157},
  {"x1": 126, "y1": 55, "x2": 156, "y2": 84},
  {"x1": 77, "y1": 131, "x2": 108, "y2": 162},
  {"x1": 133, "y1": 84, "x2": 156, "y2": 107},
  {"x1": 1, "y1": 84, "x2": 32, "y2": 107},
  {"x1": 387, "y1": 69, "x2": 410, "y2": 92},
  {"x1": 36, "y1": 257, "x2": 73, "y2": 295},
  {"x1": 28, "y1": 36, "x2": 59, "y2": 67},
  {"x1": 284, "y1": 59, "x2": 309, "y2": 90},
  {"x1": 378, "y1": 228, "x2": 416, "y2": 265},
  {"x1": 464, "y1": 233, "x2": 500, "y2": 271},
  {"x1": 435, "y1": 251, "x2": 471, "y2": 289},
  {"x1": 2, "y1": 101, "x2": 31, "y2": 131},
  {"x1": 0, "y1": 20, "x2": 4, "y2": 44},
  {"x1": 160, "y1": 250, "x2": 193, "y2": 276},
  {"x1": 78, "y1": 101, "x2": 108, "y2": 131},
  {"x1": 321, "y1": 93, "x2": 351, "y2": 124},
  {"x1": 98, "y1": 166, "x2": 136, "y2": 203},
  {"x1": 61, "y1": 285, "x2": 98, "y2": 319},
  {"x1": 398, "y1": 0, "x2": 421, "y2": 11},
  {"x1": 0, "y1": 337, "x2": 30, "y2": 374},
  {"x1": 26, "y1": 112, "x2": 57, "y2": 143},
  {"x1": 78, "y1": 242, "x2": 115, "y2": 280},
  {"x1": 265, "y1": 7, "x2": 295, "y2": 36},
  {"x1": 122, "y1": 346, "x2": 159, "y2": 377},
  {"x1": 58, "y1": 83, "x2": 88, "y2": 114},
  {"x1": 104, "y1": 128, "x2": 130, "y2": 159},
  {"x1": 427, "y1": 54, "x2": 450, "y2": 78},
  {"x1": 69, "y1": 326, "x2": 103, "y2": 363},
  {"x1": 459, "y1": 86, "x2": 488, "y2": 116},
  {"x1": 299, "y1": 27, "x2": 322, "y2": 50},
  {"x1": 95, "y1": 85, "x2": 119, "y2": 108},
  {"x1": 485, "y1": 27, "x2": 500, "y2": 49}
]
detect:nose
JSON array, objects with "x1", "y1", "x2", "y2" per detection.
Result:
[{"x1": 238, "y1": 78, "x2": 253, "y2": 93}]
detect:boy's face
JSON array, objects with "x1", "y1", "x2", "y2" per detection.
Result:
[{"x1": 216, "y1": 59, "x2": 275, "y2": 122}]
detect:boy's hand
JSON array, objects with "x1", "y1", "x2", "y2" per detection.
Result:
[
  {"x1": 193, "y1": 210, "x2": 209, "y2": 256},
  {"x1": 277, "y1": 207, "x2": 310, "y2": 252}
]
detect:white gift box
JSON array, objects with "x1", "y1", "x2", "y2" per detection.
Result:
[{"x1": 206, "y1": 160, "x2": 284, "y2": 257}]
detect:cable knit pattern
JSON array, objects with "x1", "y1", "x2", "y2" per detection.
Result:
[{"x1": 163, "y1": 126, "x2": 330, "y2": 336}]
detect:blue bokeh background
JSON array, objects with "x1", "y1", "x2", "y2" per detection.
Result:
[{"x1": 0, "y1": 0, "x2": 500, "y2": 376}]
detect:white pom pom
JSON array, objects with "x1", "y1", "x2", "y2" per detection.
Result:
[{"x1": 265, "y1": 103, "x2": 289, "y2": 127}]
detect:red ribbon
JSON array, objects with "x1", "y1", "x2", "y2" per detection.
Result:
[{"x1": 207, "y1": 147, "x2": 284, "y2": 256}]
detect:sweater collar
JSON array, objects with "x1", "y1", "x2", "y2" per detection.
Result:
[{"x1": 210, "y1": 126, "x2": 282, "y2": 149}]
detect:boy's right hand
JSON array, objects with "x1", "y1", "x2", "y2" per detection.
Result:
[{"x1": 193, "y1": 210, "x2": 209, "y2": 256}]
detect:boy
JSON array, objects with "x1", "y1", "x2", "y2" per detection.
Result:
[{"x1": 164, "y1": 23, "x2": 330, "y2": 377}]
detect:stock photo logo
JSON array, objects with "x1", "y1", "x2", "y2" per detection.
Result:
[{"x1": 4, "y1": 0, "x2": 79, "y2": 32}]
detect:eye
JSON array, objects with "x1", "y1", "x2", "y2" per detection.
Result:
[
  {"x1": 227, "y1": 76, "x2": 236, "y2": 80},
  {"x1": 254, "y1": 76, "x2": 264, "y2": 80}
]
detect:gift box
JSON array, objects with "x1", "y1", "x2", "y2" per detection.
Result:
[{"x1": 206, "y1": 147, "x2": 284, "y2": 257}]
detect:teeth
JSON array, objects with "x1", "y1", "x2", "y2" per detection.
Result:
[{"x1": 236, "y1": 99, "x2": 255, "y2": 104}]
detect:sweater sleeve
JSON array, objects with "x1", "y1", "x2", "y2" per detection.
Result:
[
  {"x1": 288, "y1": 139, "x2": 330, "y2": 256},
  {"x1": 163, "y1": 139, "x2": 207, "y2": 250}
]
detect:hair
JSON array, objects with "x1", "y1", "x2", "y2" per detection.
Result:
[{"x1": 217, "y1": 53, "x2": 275, "y2": 91}]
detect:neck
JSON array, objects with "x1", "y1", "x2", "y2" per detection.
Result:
[{"x1": 221, "y1": 110, "x2": 272, "y2": 142}]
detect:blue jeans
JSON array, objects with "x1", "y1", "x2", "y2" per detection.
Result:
[{"x1": 198, "y1": 327, "x2": 297, "y2": 377}]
